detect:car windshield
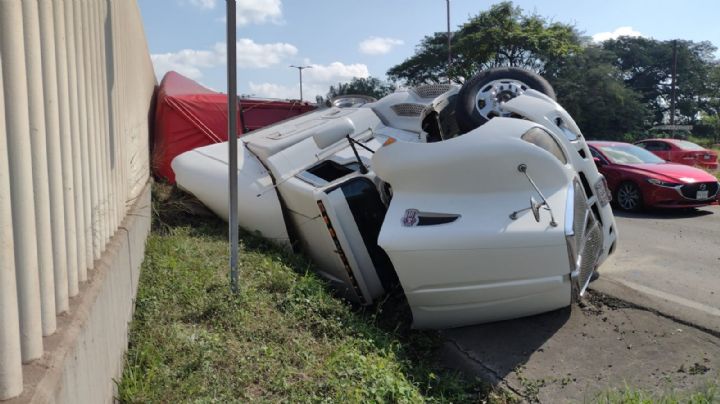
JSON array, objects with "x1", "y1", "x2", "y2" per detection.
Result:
[
  {"x1": 674, "y1": 140, "x2": 706, "y2": 151},
  {"x1": 598, "y1": 144, "x2": 666, "y2": 164}
]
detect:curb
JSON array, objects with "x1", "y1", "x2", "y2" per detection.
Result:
[{"x1": 589, "y1": 277, "x2": 720, "y2": 336}]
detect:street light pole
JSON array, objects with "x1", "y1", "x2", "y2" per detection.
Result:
[
  {"x1": 290, "y1": 65, "x2": 311, "y2": 101},
  {"x1": 446, "y1": 0, "x2": 451, "y2": 83},
  {"x1": 226, "y1": 0, "x2": 239, "y2": 293}
]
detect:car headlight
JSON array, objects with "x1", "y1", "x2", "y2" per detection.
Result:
[{"x1": 646, "y1": 178, "x2": 679, "y2": 188}]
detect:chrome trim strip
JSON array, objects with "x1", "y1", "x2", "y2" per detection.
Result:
[{"x1": 564, "y1": 181, "x2": 575, "y2": 236}]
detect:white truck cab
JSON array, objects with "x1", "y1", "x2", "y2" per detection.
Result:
[{"x1": 173, "y1": 68, "x2": 618, "y2": 328}]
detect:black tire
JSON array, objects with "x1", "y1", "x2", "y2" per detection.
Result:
[
  {"x1": 455, "y1": 67, "x2": 556, "y2": 133},
  {"x1": 615, "y1": 181, "x2": 643, "y2": 212}
]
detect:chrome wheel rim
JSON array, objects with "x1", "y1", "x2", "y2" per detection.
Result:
[
  {"x1": 473, "y1": 79, "x2": 529, "y2": 120},
  {"x1": 617, "y1": 183, "x2": 640, "y2": 210}
]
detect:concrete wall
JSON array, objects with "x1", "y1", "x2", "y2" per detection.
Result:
[{"x1": 0, "y1": 0, "x2": 156, "y2": 401}]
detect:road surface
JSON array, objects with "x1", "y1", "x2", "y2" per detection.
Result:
[{"x1": 600, "y1": 204, "x2": 720, "y2": 329}]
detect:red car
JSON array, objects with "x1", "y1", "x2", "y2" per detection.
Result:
[
  {"x1": 634, "y1": 138, "x2": 718, "y2": 170},
  {"x1": 588, "y1": 141, "x2": 720, "y2": 211}
]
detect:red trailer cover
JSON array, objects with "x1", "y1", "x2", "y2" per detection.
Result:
[{"x1": 152, "y1": 71, "x2": 315, "y2": 183}]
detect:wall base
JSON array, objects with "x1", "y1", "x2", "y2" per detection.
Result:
[{"x1": 6, "y1": 181, "x2": 151, "y2": 404}]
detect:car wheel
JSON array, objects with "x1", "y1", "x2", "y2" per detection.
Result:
[
  {"x1": 455, "y1": 67, "x2": 556, "y2": 133},
  {"x1": 615, "y1": 181, "x2": 643, "y2": 211}
]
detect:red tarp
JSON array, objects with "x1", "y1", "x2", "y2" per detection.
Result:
[{"x1": 152, "y1": 71, "x2": 316, "y2": 183}]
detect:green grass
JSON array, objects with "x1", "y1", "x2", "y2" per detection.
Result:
[
  {"x1": 116, "y1": 186, "x2": 495, "y2": 403},
  {"x1": 594, "y1": 382, "x2": 720, "y2": 404},
  {"x1": 688, "y1": 135, "x2": 719, "y2": 149}
]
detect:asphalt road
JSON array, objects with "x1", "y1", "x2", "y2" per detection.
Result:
[
  {"x1": 601, "y1": 204, "x2": 720, "y2": 325},
  {"x1": 441, "y1": 205, "x2": 720, "y2": 401}
]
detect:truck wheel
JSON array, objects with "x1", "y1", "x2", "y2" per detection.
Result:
[{"x1": 455, "y1": 67, "x2": 556, "y2": 133}]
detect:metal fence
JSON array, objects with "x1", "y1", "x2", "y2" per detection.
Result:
[{"x1": 0, "y1": 0, "x2": 155, "y2": 399}]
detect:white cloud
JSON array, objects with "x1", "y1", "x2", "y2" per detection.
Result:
[
  {"x1": 236, "y1": 0, "x2": 282, "y2": 25},
  {"x1": 151, "y1": 49, "x2": 221, "y2": 80},
  {"x1": 303, "y1": 62, "x2": 369, "y2": 84},
  {"x1": 358, "y1": 37, "x2": 404, "y2": 55},
  {"x1": 249, "y1": 62, "x2": 370, "y2": 101},
  {"x1": 248, "y1": 82, "x2": 298, "y2": 99},
  {"x1": 592, "y1": 26, "x2": 643, "y2": 43},
  {"x1": 188, "y1": 0, "x2": 216, "y2": 9},
  {"x1": 188, "y1": 0, "x2": 283, "y2": 25},
  {"x1": 150, "y1": 39, "x2": 297, "y2": 80},
  {"x1": 216, "y1": 39, "x2": 297, "y2": 68}
]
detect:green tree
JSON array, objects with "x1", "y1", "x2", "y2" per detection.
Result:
[
  {"x1": 702, "y1": 63, "x2": 720, "y2": 143},
  {"x1": 387, "y1": 2, "x2": 581, "y2": 85},
  {"x1": 325, "y1": 76, "x2": 396, "y2": 102},
  {"x1": 602, "y1": 37, "x2": 718, "y2": 125},
  {"x1": 545, "y1": 45, "x2": 650, "y2": 140}
]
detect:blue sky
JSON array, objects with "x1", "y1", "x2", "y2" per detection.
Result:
[{"x1": 138, "y1": 0, "x2": 720, "y2": 101}]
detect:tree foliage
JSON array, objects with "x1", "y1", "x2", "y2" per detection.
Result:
[
  {"x1": 602, "y1": 37, "x2": 718, "y2": 125},
  {"x1": 545, "y1": 46, "x2": 650, "y2": 139},
  {"x1": 325, "y1": 76, "x2": 396, "y2": 102},
  {"x1": 384, "y1": 1, "x2": 720, "y2": 139},
  {"x1": 387, "y1": 2, "x2": 581, "y2": 85}
]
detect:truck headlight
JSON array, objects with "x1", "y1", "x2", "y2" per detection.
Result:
[
  {"x1": 521, "y1": 127, "x2": 567, "y2": 165},
  {"x1": 594, "y1": 175, "x2": 612, "y2": 207}
]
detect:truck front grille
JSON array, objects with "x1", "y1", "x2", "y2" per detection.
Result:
[{"x1": 568, "y1": 179, "x2": 604, "y2": 297}]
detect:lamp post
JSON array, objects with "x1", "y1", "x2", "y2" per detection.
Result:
[
  {"x1": 290, "y1": 65, "x2": 311, "y2": 101},
  {"x1": 446, "y1": 0, "x2": 451, "y2": 83},
  {"x1": 226, "y1": 0, "x2": 239, "y2": 293}
]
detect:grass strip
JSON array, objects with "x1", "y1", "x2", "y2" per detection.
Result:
[{"x1": 117, "y1": 185, "x2": 493, "y2": 403}]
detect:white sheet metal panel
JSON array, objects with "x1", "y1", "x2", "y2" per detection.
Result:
[
  {"x1": 173, "y1": 143, "x2": 291, "y2": 245},
  {"x1": 373, "y1": 120, "x2": 574, "y2": 328},
  {"x1": 503, "y1": 91, "x2": 618, "y2": 264}
]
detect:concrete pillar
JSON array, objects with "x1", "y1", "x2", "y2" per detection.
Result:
[
  {"x1": 80, "y1": 1, "x2": 100, "y2": 262},
  {"x1": 38, "y1": 0, "x2": 69, "y2": 315},
  {"x1": 96, "y1": 0, "x2": 113, "y2": 245},
  {"x1": 21, "y1": 0, "x2": 57, "y2": 336},
  {"x1": 71, "y1": 0, "x2": 91, "y2": 281},
  {"x1": 79, "y1": 0, "x2": 97, "y2": 264},
  {"x1": 0, "y1": 49, "x2": 24, "y2": 402},
  {"x1": 0, "y1": 0, "x2": 44, "y2": 362},
  {"x1": 103, "y1": 0, "x2": 120, "y2": 235},
  {"x1": 86, "y1": 3, "x2": 107, "y2": 252},
  {"x1": 112, "y1": 0, "x2": 126, "y2": 220},
  {"x1": 52, "y1": 0, "x2": 80, "y2": 299},
  {"x1": 105, "y1": 0, "x2": 122, "y2": 230},
  {"x1": 63, "y1": 0, "x2": 85, "y2": 294},
  {"x1": 86, "y1": 0, "x2": 105, "y2": 259}
]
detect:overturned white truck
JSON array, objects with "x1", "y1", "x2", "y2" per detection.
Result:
[{"x1": 173, "y1": 68, "x2": 618, "y2": 329}]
